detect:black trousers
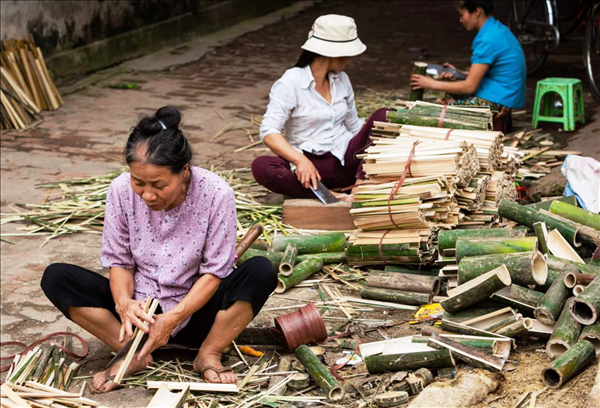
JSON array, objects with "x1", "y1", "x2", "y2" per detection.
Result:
[{"x1": 40, "y1": 257, "x2": 277, "y2": 348}]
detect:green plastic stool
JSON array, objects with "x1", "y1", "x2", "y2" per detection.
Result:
[{"x1": 531, "y1": 78, "x2": 585, "y2": 131}]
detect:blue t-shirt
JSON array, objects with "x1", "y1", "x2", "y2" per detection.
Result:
[{"x1": 471, "y1": 17, "x2": 526, "y2": 109}]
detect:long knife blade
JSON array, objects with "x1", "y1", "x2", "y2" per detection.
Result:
[
  {"x1": 105, "y1": 333, "x2": 148, "y2": 369},
  {"x1": 310, "y1": 179, "x2": 339, "y2": 205}
]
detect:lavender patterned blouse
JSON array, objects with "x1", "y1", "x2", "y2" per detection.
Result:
[{"x1": 100, "y1": 166, "x2": 237, "y2": 335}]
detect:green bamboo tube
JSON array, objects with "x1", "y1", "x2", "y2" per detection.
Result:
[
  {"x1": 498, "y1": 199, "x2": 581, "y2": 247},
  {"x1": 387, "y1": 111, "x2": 486, "y2": 130},
  {"x1": 458, "y1": 251, "x2": 547, "y2": 286},
  {"x1": 533, "y1": 222, "x2": 549, "y2": 254},
  {"x1": 253, "y1": 233, "x2": 347, "y2": 254},
  {"x1": 409, "y1": 62, "x2": 428, "y2": 101},
  {"x1": 485, "y1": 314, "x2": 523, "y2": 333},
  {"x1": 297, "y1": 252, "x2": 346, "y2": 265},
  {"x1": 509, "y1": 285, "x2": 544, "y2": 307},
  {"x1": 384, "y1": 265, "x2": 439, "y2": 276},
  {"x1": 295, "y1": 345, "x2": 344, "y2": 400},
  {"x1": 441, "y1": 265, "x2": 512, "y2": 313},
  {"x1": 440, "y1": 319, "x2": 508, "y2": 339},
  {"x1": 495, "y1": 318, "x2": 533, "y2": 337},
  {"x1": 412, "y1": 336, "x2": 495, "y2": 352},
  {"x1": 570, "y1": 275, "x2": 600, "y2": 325},
  {"x1": 542, "y1": 340, "x2": 595, "y2": 388},
  {"x1": 367, "y1": 272, "x2": 440, "y2": 295},
  {"x1": 579, "y1": 321, "x2": 600, "y2": 355},
  {"x1": 361, "y1": 287, "x2": 431, "y2": 306},
  {"x1": 491, "y1": 287, "x2": 536, "y2": 316},
  {"x1": 546, "y1": 298, "x2": 583, "y2": 358},
  {"x1": 276, "y1": 258, "x2": 323, "y2": 293},
  {"x1": 438, "y1": 228, "x2": 512, "y2": 253},
  {"x1": 535, "y1": 269, "x2": 570, "y2": 325},
  {"x1": 455, "y1": 237, "x2": 537, "y2": 262},
  {"x1": 238, "y1": 248, "x2": 284, "y2": 269},
  {"x1": 347, "y1": 250, "x2": 423, "y2": 266},
  {"x1": 443, "y1": 307, "x2": 506, "y2": 323},
  {"x1": 365, "y1": 349, "x2": 455, "y2": 374},
  {"x1": 279, "y1": 243, "x2": 298, "y2": 276},
  {"x1": 526, "y1": 196, "x2": 578, "y2": 211},
  {"x1": 550, "y1": 200, "x2": 600, "y2": 231},
  {"x1": 547, "y1": 255, "x2": 600, "y2": 276}
]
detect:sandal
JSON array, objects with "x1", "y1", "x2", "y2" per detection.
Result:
[{"x1": 200, "y1": 365, "x2": 235, "y2": 383}]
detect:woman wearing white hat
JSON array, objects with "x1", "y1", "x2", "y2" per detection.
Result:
[{"x1": 252, "y1": 14, "x2": 389, "y2": 199}]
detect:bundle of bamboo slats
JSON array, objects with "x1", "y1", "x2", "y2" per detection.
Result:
[
  {"x1": 387, "y1": 100, "x2": 493, "y2": 130},
  {"x1": 346, "y1": 229, "x2": 436, "y2": 265},
  {"x1": 1, "y1": 38, "x2": 63, "y2": 129},
  {"x1": 360, "y1": 139, "x2": 479, "y2": 189}
]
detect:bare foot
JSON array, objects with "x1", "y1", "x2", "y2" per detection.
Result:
[
  {"x1": 193, "y1": 351, "x2": 237, "y2": 384},
  {"x1": 92, "y1": 353, "x2": 153, "y2": 393}
]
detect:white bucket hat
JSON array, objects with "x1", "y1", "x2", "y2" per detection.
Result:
[{"x1": 301, "y1": 14, "x2": 366, "y2": 58}]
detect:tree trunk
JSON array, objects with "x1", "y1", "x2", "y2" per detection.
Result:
[
  {"x1": 458, "y1": 251, "x2": 547, "y2": 286},
  {"x1": 546, "y1": 298, "x2": 583, "y2": 358},
  {"x1": 441, "y1": 265, "x2": 512, "y2": 313},
  {"x1": 455, "y1": 237, "x2": 537, "y2": 262},
  {"x1": 295, "y1": 345, "x2": 344, "y2": 401},
  {"x1": 367, "y1": 272, "x2": 440, "y2": 295},
  {"x1": 542, "y1": 340, "x2": 595, "y2": 388},
  {"x1": 276, "y1": 258, "x2": 324, "y2": 293},
  {"x1": 535, "y1": 270, "x2": 570, "y2": 325},
  {"x1": 365, "y1": 349, "x2": 455, "y2": 374},
  {"x1": 361, "y1": 287, "x2": 431, "y2": 306}
]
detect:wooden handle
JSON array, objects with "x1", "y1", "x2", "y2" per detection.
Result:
[{"x1": 235, "y1": 224, "x2": 263, "y2": 259}]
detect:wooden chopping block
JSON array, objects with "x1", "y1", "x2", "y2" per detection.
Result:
[{"x1": 283, "y1": 199, "x2": 355, "y2": 231}]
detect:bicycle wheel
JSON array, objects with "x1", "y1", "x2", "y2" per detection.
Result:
[
  {"x1": 506, "y1": 0, "x2": 557, "y2": 75},
  {"x1": 584, "y1": 2, "x2": 600, "y2": 101}
]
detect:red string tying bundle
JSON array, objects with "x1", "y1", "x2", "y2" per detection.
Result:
[
  {"x1": 378, "y1": 141, "x2": 421, "y2": 264},
  {"x1": 438, "y1": 104, "x2": 448, "y2": 128},
  {"x1": 274, "y1": 303, "x2": 327, "y2": 352}
]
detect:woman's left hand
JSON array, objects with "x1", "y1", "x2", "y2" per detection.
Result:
[
  {"x1": 410, "y1": 74, "x2": 435, "y2": 90},
  {"x1": 137, "y1": 313, "x2": 177, "y2": 359}
]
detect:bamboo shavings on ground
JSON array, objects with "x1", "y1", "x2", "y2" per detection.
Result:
[{"x1": 1, "y1": 168, "x2": 298, "y2": 245}]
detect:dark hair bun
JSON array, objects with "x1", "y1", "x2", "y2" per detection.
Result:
[{"x1": 155, "y1": 105, "x2": 181, "y2": 129}]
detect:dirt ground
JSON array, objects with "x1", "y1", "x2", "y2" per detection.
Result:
[{"x1": 1, "y1": 1, "x2": 599, "y2": 407}]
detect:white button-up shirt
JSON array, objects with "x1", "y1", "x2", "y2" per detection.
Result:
[{"x1": 259, "y1": 65, "x2": 364, "y2": 166}]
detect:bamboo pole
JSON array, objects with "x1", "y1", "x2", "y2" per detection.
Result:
[
  {"x1": 295, "y1": 345, "x2": 343, "y2": 401},
  {"x1": 533, "y1": 222, "x2": 549, "y2": 254},
  {"x1": 550, "y1": 201, "x2": 600, "y2": 231},
  {"x1": 509, "y1": 285, "x2": 544, "y2": 307},
  {"x1": 275, "y1": 258, "x2": 323, "y2": 293},
  {"x1": 546, "y1": 299, "x2": 583, "y2": 358},
  {"x1": 279, "y1": 243, "x2": 298, "y2": 277},
  {"x1": 579, "y1": 321, "x2": 600, "y2": 356},
  {"x1": 361, "y1": 287, "x2": 431, "y2": 306},
  {"x1": 570, "y1": 275, "x2": 600, "y2": 325},
  {"x1": 409, "y1": 62, "x2": 428, "y2": 101},
  {"x1": 564, "y1": 273, "x2": 596, "y2": 289},
  {"x1": 495, "y1": 318, "x2": 533, "y2": 337},
  {"x1": 253, "y1": 233, "x2": 346, "y2": 254},
  {"x1": 367, "y1": 272, "x2": 440, "y2": 295},
  {"x1": 441, "y1": 265, "x2": 511, "y2": 313},
  {"x1": 365, "y1": 349, "x2": 455, "y2": 374},
  {"x1": 542, "y1": 340, "x2": 595, "y2": 388},
  {"x1": 458, "y1": 251, "x2": 547, "y2": 286},
  {"x1": 426, "y1": 334, "x2": 505, "y2": 372},
  {"x1": 455, "y1": 237, "x2": 537, "y2": 262},
  {"x1": 535, "y1": 269, "x2": 570, "y2": 325}
]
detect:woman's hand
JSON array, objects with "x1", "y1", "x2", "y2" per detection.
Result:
[
  {"x1": 441, "y1": 62, "x2": 457, "y2": 79},
  {"x1": 410, "y1": 74, "x2": 436, "y2": 90},
  {"x1": 295, "y1": 156, "x2": 321, "y2": 190},
  {"x1": 115, "y1": 298, "x2": 155, "y2": 343},
  {"x1": 137, "y1": 313, "x2": 177, "y2": 360}
]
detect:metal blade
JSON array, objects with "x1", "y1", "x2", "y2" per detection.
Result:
[
  {"x1": 310, "y1": 180, "x2": 339, "y2": 205},
  {"x1": 105, "y1": 333, "x2": 148, "y2": 369}
]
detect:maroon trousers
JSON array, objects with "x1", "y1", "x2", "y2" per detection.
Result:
[{"x1": 251, "y1": 108, "x2": 389, "y2": 198}]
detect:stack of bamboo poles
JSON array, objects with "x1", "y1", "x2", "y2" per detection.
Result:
[{"x1": 387, "y1": 101, "x2": 493, "y2": 131}]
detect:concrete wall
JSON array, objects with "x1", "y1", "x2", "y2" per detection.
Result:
[{"x1": 0, "y1": 1, "x2": 292, "y2": 79}]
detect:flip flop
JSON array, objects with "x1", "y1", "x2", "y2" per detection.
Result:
[{"x1": 200, "y1": 365, "x2": 235, "y2": 383}]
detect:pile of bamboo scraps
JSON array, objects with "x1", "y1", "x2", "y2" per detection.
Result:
[
  {"x1": 0, "y1": 382, "x2": 104, "y2": 408},
  {"x1": 388, "y1": 100, "x2": 493, "y2": 131},
  {"x1": 0, "y1": 168, "x2": 290, "y2": 246},
  {"x1": 1, "y1": 38, "x2": 64, "y2": 130}
]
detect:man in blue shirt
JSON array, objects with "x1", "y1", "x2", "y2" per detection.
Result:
[{"x1": 410, "y1": 1, "x2": 526, "y2": 129}]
